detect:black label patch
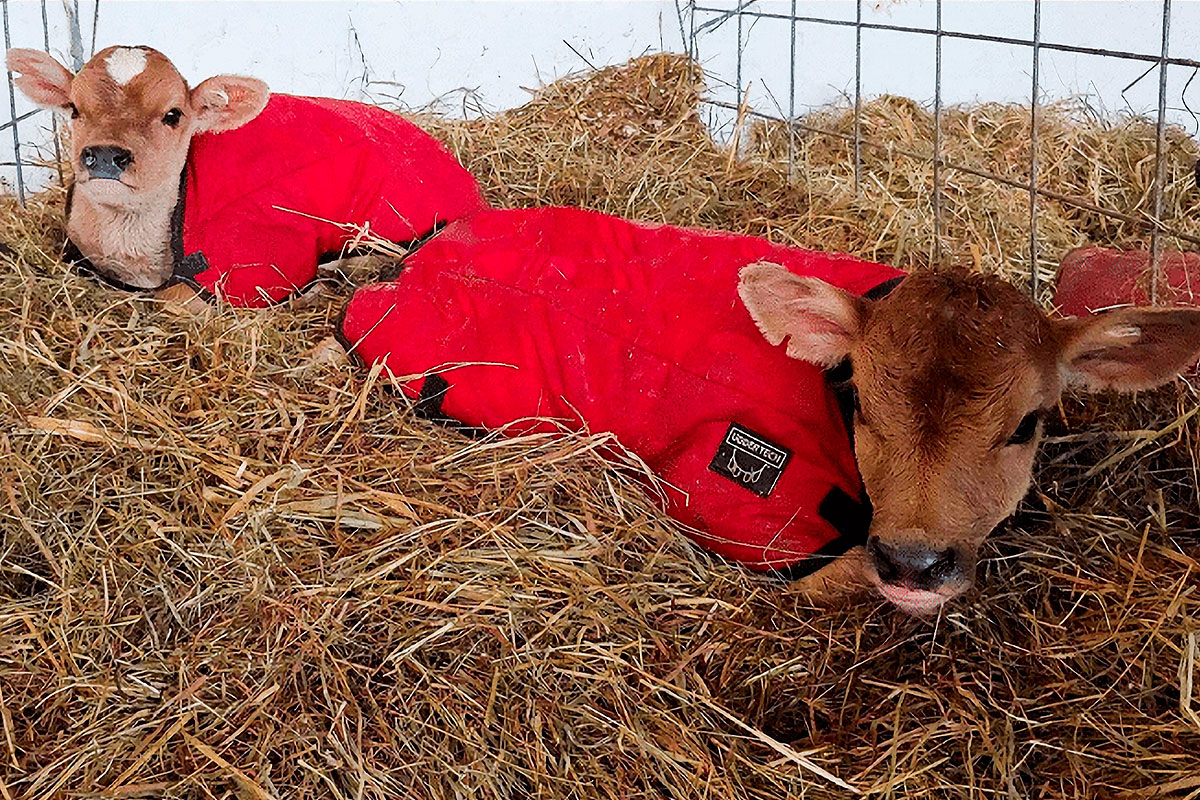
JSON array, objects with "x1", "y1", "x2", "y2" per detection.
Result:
[{"x1": 709, "y1": 423, "x2": 792, "y2": 497}]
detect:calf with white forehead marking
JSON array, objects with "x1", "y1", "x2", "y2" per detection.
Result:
[{"x1": 5, "y1": 45, "x2": 484, "y2": 306}]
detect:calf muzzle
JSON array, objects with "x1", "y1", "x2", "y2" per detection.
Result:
[
  {"x1": 867, "y1": 534, "x2": 962, "y2": 591},
  {"x1": 80, "y1": 145, "x2": 133, "y2": 180}
]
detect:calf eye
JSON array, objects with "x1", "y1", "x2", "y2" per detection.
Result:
[
  {"x1": 851, "y1": 390, "x2": 875, "y2": 429},
  {"x1": 67, "y1": 103, "x2": 79, "y2": 119},
  {"x1": 162, "y1": 108, "x2": 183, "y2": 127},
  {"x1": 1006, "y1": 411, "x2": 1041, "y2": 446}
]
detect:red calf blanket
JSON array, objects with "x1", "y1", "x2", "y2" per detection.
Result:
[
  {"x1": 340, "y1": 207, "x2": 904, "y2": 575},
  {"x1": 75, "y1": 94, "x2": 486, "y2": 307},
  {"x1": 1055, "y1": 246, "x2": 1200, "y2": 316}
]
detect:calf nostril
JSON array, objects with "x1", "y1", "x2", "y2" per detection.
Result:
[
  {"x1": 923, "y1": 548, "x2": 958, "y2": 584},
  {"x1": 113, "y1": 151, "x2": 132, "y2": 170},
  {"x1": 867, "y1": 536, "x2": 899, "y2": 583}
]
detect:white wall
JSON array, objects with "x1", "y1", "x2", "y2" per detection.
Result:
[
  {"x1": 692, "y1": 0, "x2": 1200, "y2": 140},
  {"x1": 3, "y1": 1, "x2": 1198, "y2": 194},
  {"x1": 1, "y1": 0, "x2": 687, "y2": 191}
]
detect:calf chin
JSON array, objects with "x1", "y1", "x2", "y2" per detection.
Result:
[
  {"x1": 67, "y1": 192, "x2": 176, "y2": 290},
  {"x1": 873, "y1": 571, "x2": 976, "y2": 615},
  {"x1": 75, "y1": 179, "x2": 138, "y2": 208},
  {"x1": 878, "y1": 584, "x2": 952, "y2": 616}
]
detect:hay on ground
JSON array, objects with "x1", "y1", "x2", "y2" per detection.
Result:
[{"x1": 0, "y1": 53, "x2": 1198, "y2": 799}]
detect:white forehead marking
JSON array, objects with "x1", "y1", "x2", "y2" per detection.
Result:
[{"x1": 105, "y1": 48, "x2": 147, "y2": 86}]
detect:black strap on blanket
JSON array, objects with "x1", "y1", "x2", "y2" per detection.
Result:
[
  {"x1": 65, "y1": 166, "x2": 449, "y2": 306},
  {"x1": 413, "y1": 374, "x2": 452, "y2": 423},
  {"x1": 767, "y1": 487, "x2": 875, "y2": 581},
  {"x1": 769, "y1": 274, "x2": 905, "y2": 582},
  {"x1": 63, "y1": 168, "x2": 190, "y2": 295}
]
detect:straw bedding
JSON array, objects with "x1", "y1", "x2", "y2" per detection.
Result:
[{"x1": 1, "y1": 53, "x2": 1198, "y2": 798}]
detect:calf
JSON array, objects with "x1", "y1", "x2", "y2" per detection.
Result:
[
  {"x1": 5, "y1": 45, "x2": 484, "y2": 307},
  {"x1": 740, "y1": 263, "x2": 1200, "y2": 614},
  {"x1": 337, "y1": 207, "x2": 1200, "y2": 616}
]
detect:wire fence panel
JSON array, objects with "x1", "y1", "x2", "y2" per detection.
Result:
[
  {"x1": 1, "y1": 0, "x2": 90, "y2": 204},
  {"x1": 683, "y1": 0, "x2": 1194, "y2": 304},
  {"x1": 2, "y1": 0, "x2": 1195, "y2": 306}
]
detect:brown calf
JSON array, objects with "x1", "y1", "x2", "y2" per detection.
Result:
[
  {"x1": 740, "y1": 264, "x2": 1200, "y2": 615},
  {"x1": 6, "y1": 45, "x2": 267, "y2": 294}
]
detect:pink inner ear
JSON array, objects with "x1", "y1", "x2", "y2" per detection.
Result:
[
  {"x1": 194, "y1": 87, "x2": 225, "y2": 111},
  {"x1": 29, "y1": 78, "x2": 69, "y2": 104},
  {"x1": 10, "y1": 58, "x2": 72, "y2": 107},
  {"x1": 803, "y1": 316, "x2": 848, "y2": 338},
  {"x1": 1065, "y1": 310, "x2": 1200, "y2": 392},
  {"x1": 190, "y1": 76, "x2": 268, "y2": 132}
]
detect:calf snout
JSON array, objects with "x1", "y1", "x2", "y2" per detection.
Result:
[
  {"x1": 80, "y1": 145, "x2": 133, "y2": 180},
  {"x1": 867, "y1": 533, "x2": 963, "y2": 591}
]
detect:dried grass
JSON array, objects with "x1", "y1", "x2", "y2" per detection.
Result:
[{"x1": 1, "y1": 53, "x2": 1198, "y2": 799}]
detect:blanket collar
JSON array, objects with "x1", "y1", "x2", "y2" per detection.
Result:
[{"x1": 770, "y1": 273, "x2": 905, "y2": 582}]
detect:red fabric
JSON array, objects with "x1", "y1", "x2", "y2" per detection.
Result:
[
  {"x1": 340, "y1": 207, "x2": 904, "y2": 571},
  {"x1": 181, "y1": 94, "x2": 485, "y2": 307},
  {"x1": 1055, "y1": 246, "x2": 1200, "y2": 316}
]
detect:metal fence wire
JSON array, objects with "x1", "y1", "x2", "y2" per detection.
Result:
[
  {"x1": 0, "y1": 1, "x2": 1193, "y2": 305},
  {"x1": 1, "y1": 0, "x2": 88, "y2": 205},
  {"x1": 682, "y1": 0, "x2": 1195, "y2": 303}
]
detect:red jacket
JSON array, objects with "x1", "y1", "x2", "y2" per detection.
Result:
[
  {"x1": 72, "y1": 94, "x2": 486, "y2": 307},
  {"x1": 1054, "y1": 246, "x2": 1200, "y2": 316},
  {"x1": 340, "y1": 207, "x2": 904, "y2": 576}
]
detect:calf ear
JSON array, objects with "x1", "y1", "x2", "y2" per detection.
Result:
[
  {"x1": 738, "y1": 261, "x2": 866, "y2": 367},
  {"x1": 6, "y1": 48, "x2": 73, "y2": 109},
  {"x1": 190, "y1": 75, "x2": 269, "y2": 133},
  {"x1": 1056, "y1": 307, "x2": 1200, "y2": 392}
]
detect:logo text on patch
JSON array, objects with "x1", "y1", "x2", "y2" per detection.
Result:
[{"x1": 709, "y1": 422, "x2": 792, "y2": 497}]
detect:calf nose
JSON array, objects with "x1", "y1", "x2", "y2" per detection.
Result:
[
  {"x1": 867, "y1": 534, "x2": 961, "y2": 591},
  {"x1": 80, "y1": 146, "x2": 133, "y2": 180}
]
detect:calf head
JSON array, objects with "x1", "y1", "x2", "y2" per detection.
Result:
[
  {"x1": 7, "y1": 45, "x2": 269, "y2": 204},
  {"x1": 5, "y1": 46, "x2": 268, "y2": 285},
  {"x1": 740, "y1": 263, "x2": 1200, "y2": 615}
]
